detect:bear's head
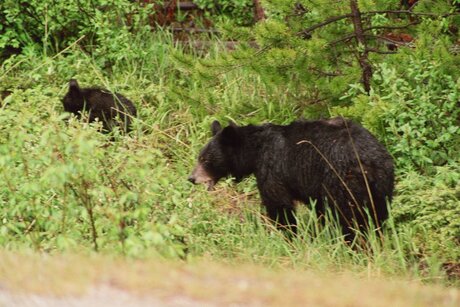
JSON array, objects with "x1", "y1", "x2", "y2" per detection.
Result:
[
  {"x1": 63, "y1": 79, "x2": 85, "y2": 113},
  {"x1": 188, "y1": 120, "x2": 241, "y2": 190}
]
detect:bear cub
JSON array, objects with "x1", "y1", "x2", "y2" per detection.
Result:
[
  {"x1": 189, "y1": 118, "x2": 394, "y2": 239},
  {"x1": 62, "y1": 79, "x2": 137, "y2": 133}
]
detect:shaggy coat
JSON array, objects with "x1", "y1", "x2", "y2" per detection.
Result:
[
  {"x1": 62, "y1": 79, "x2": 137, "y2": 132},
  {"x1": 189, "y1": 118, "x2": 395, "y2": 239}
]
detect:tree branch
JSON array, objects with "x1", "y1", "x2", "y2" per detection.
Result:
[
  {"x1": 365, "y1": 47, "x2": 397, "y2": 54},
  {"x1": 328, "y1": 33, "x2": 356, "y2": 46},
  {"x1": 309, "y1": 67, "x2": 342, "y2": 77},
  {"x1": 363, "y1": 10, "x2": 459, "y2": 18},
  {"x1": 364, "y1": 34, "x2": 414, "y2": 46},
  {"x1": 299, "y1": 10, "x2": 457, "y2": 38},
  {"x1": 328, "y1": 24, "x2": 417, "y2": 48},
  {"x1": 299, "y1": 14, "x2": 353, "y2": 37},
  {"x1": 363, "y1": 21, "x2": 418, "y2": 32}
]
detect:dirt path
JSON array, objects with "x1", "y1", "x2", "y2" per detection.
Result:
[
  {"x1": 0, "y1": 285, "x2": 208, "y2": 307},
  {"x1": 0, "y1": 252, "x2": 458, "y2": 307}
]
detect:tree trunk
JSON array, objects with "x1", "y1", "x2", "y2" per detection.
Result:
[
  {"x1": 350, "y1": 0, "x2": 372, "y2": 94},
  {"x1": 253, "y1": 0, "x2": 265, "y2": 22}
]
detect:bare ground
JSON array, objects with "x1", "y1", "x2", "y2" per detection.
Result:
[{"x1": 0, "y1": 251, "x2": 458, "y2": 307}]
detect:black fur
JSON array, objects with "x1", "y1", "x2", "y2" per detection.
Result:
[
  {"x1": 62, "y1": 79, "x2": 137, "y2": 133},
  {"x1": 190, "y1": 118, "x2": 395, "y2": 240}
]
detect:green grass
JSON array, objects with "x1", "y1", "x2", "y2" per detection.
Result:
[{"x1": 0, "y1": 29, "x2": 458, "y2": 290}]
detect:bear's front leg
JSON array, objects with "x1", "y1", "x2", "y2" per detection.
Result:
[
  {"x1": 257, "y1": 177, "x2": 298, "y2": 234},
  {"x1": 265, "y1": 205, "x2": 297, "y2": 234},
  {"x1": 260, "y1": 194, "x2": 296, "y2": 235}
]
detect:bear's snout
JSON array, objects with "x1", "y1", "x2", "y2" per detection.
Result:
[
  {"x1": 188, "y1": 176, "x2": 196, "y2": 184},
  {"x1": 189, "y1": 163, "x2": 216, "y2": 190}
]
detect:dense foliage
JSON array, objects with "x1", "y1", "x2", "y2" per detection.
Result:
[
  {"x1": 194, "y1": 0, "x2": 255, "y2": 25},
  {"x1": 0, "y1": 0, "x2": 459, "y2": 284},
  {"x1": 0, "y1": 1, "x2": 146, "y2": 59}
]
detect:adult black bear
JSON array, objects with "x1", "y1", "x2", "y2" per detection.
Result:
[
  {"x1": 189, "y1": 118, "x2": 394, "y2": 240},
  {"x1": 62, "y1": 79, "x2": 137, "y2": 133}
]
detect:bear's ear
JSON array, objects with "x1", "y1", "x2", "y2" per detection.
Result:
[
  {"x1": 211, "y1": 120, "x2": 222, "y2": 136},
  {"x1": 68, "y1": 79, "x2": 82, "y2": 98},
  {"x1": 69, "y1": 79, "x2": 80, "y2": 90},
  {"x1": 220, "y1": 125, "x2": 240, "y2": 146}
]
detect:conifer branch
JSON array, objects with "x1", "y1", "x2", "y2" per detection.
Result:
[
  {"x1": 365, "y1": 47, "x2": 397, "y2": 54},
  {"x1": 328, "y1": 33, "x2": 357, "y2": 46},
  {"x1": 364, "y1": 34, "x2": 413, "y2": 46},
  {"x1": 300, "y1": 14, "x2": 353, "y2": 37},
  {"x1": 299, "y1": 10, "x2": 456, "y2": 38},
  {"x1": 309, "y1": 67, "x2": 342, "y2": 77},
  {"x1": 328, "y1": 21, "x2": 417, "y2": 47},
  {"x1": 362, "y1": 10, "x2": 459, "y2": 18},
  {"x1": 363, "y1": 22, "x2": 418, "y2": 32}
]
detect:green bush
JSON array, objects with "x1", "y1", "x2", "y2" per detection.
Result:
[
  {"x1": 0, "y1": 88, "x2": 186, "y2": 257},
  {"x1": 0, "y1": 0, "x2": 147, "y2": 59},
  {"x1": 392, "y1": 165, "x2": 460, "y2": 259},
  {"x1": 333, "y1": 58, "x2": 460, "y2": 172}
]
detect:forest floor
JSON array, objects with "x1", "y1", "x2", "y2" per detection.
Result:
[{"x1": 0, "y1": 251, "x2": 459, "y2": 307}]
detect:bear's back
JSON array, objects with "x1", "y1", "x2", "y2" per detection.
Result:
[
  {"x1": 81, "y1": 88, "x2": 136, "y2": 116},
  {"x1": 276, "y1": 117, "x2": 393, "y2": 180},
  {"x1": 281, "y1": 118, "x2": 363, "y2": 145}
]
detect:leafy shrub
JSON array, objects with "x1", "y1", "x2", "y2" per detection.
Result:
[
  {"x1": 0, "y1": 0, "x2": 148, "y2": 59},
  {"x1": 392, "y1": 165, "x2": 460, "y2": 259},
  {"x1": 334, "y1": 59, "x2": 459, "y2": 173},
  {"x1": 0, "y1": 75, "x2": 189, "y2": 258}
]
